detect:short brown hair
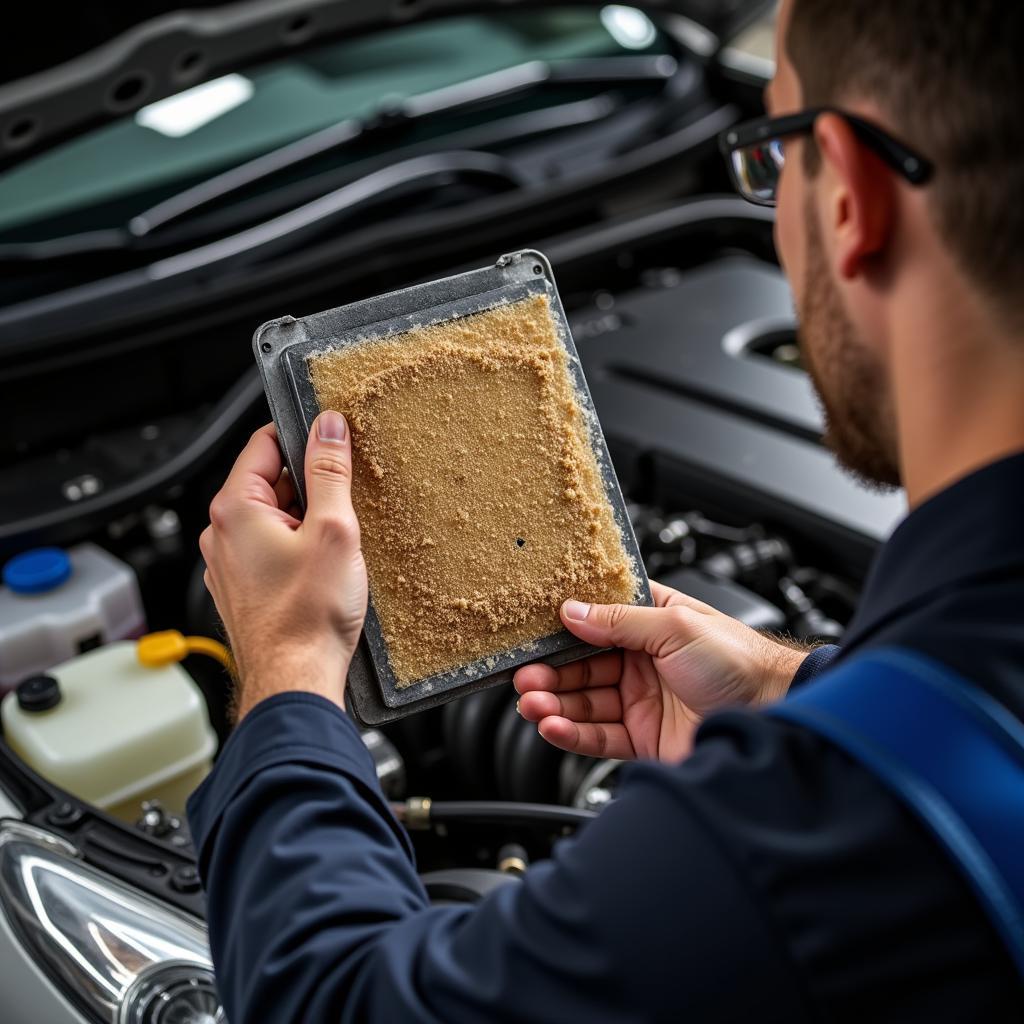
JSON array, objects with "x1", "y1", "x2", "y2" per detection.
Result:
[{"x1": 787, "y1": 1, "x2": 1024, "y2": 325}]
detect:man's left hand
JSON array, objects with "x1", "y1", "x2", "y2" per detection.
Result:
[{"x1": 199, "y1": 412, "x2": 368, "y2": 720}]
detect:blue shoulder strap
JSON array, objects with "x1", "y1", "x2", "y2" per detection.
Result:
[{"x1": 767, "y1": 647, "x2": 1024, "y2": 979}]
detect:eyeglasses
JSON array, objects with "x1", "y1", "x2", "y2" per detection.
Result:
[{"x1": 719, "y1": 107, "x2": 934, "y2": 207}]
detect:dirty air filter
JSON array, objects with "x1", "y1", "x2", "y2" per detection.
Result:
[{"x1": 254, "y1": 250, "x2": 651, "y2": 726}]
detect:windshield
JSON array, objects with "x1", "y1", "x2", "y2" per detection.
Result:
[{"x1": 0, "y1": 6, "x2": 674, "y2": 241}]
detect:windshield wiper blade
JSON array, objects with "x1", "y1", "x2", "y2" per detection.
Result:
[
  {"x1": 136, "y1": 96, "x2": 622, "y2": 255},
  {"x1": 0, "y1": 99, "x2": 620, "y2": 269},
  {"x1": 127, "y1": 117, "x2": 363, "y2": 239},
  {"x1": 0, "y1": 55, "x2": 676, "y2": 266},
  {"x1": 131, "y1": 54, "x2": 675, "y2": 236}
]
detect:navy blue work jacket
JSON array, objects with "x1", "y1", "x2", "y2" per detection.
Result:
[{"x1": 188, "y1": 453, "x2": 1024, "y2": 1022}]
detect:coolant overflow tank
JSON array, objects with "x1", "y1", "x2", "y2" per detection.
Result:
[{"x1": 1, "y1": 642, "x2": 216, "y2": 822}]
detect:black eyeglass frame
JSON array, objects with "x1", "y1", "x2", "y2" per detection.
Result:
[{"x1": 719, "y1": 107, "x2": 935, "y2": 207}]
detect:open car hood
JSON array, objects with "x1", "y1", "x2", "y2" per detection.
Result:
[{"x1": 0, "y1": 0, "x2": 770, "y2": 170}]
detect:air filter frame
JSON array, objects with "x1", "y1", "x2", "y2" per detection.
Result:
[{"x1": 254, "y1": 249, "x2": 651, "y2": 725}]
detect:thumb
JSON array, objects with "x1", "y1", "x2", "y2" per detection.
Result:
[
  {"x1": 303, "y1": 411, "x2": 358, "y2": 540},
  {"x1": 560, "y1": 599, "x2": 690, "y2": 658}
]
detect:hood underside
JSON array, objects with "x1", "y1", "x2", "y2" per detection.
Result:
[{"x1": 0, "y1": 0, "x2": 769, "y2": 169}]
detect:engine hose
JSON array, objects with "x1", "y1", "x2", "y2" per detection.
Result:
[
  {"x1": 394, "y1": 799, "x2": 597, "y2": 830},
  {"x1": 494, "y1": 700, "x2": 549, "y2": 802},
  {"x1": 444, "y1": 687, "x2": 512, "y2": 797},
  {"x1": 778, "y1": 576, "x2": 844, "y2": 642}
]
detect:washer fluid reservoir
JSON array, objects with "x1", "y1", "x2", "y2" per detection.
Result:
[{"x1": 0, "y1": 543, "x2": 145, "y2": 692}]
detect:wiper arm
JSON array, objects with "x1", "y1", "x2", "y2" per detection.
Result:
[
  {"x1": 0, "y1": 55, "x2": 676, "y2": 265},
  {"x1": 400, "y1": 54, "x2": 677, "y2": 118},
  {"x1": 132, "y1": 54, "x2": 675, "y2": 236},
  {"x1": 0, "y1": 228, "x2": 128, "y2": 261}
]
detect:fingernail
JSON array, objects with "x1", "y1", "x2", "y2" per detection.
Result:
[
  {"x1": 318, "y1": 411, "x2": 347, "y2": 443},
  {"x1": 515, "y1": 700, "x2": 522, "y2": 716},
  {"x1": 563, "y1": 600, "x2": 591, "y2": 622}
]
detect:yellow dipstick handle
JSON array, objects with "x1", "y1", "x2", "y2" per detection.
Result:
[{"x1": 137, "y1": 630, "x2": 234, "y2": 673}]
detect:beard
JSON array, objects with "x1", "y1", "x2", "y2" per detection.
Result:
[{"x1": 798, "y1": 202, "x2": 902, "y2": 490}]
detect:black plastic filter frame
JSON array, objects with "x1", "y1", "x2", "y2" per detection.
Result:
[{"x1": 253, "y1": 249, "x2": 651, "y2": 725}]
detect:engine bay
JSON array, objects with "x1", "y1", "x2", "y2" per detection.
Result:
[
  {"x1": 0, "y1": 200, "x2": 902, "y2": 917},
  {"x1": 0, "y1": 8, "x2": 915, "y2": 1012}
]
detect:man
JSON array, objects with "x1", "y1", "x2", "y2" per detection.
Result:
[{"x1": 191, "y1": 1, "x2": 1024, "y2": 1019}]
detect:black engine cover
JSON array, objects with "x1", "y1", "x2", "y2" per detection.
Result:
[{"x1": 572, "y1": 257, "x2": 904, "y2": 574}]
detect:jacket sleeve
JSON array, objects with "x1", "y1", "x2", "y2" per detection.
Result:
[
  {"x1": 790, "y1": 644, "x2": 842, "y2": 688},
  {"x1": 187, "y1": 692, "x2": 809, "y2": 1024}
]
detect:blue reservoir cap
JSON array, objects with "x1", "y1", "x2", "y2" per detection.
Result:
[{"x1": 3, "y1": 548, "x2": 72, "y2": 594}]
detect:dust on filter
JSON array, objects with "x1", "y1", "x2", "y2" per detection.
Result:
[{"x1": 308, "y1": 294, "x2": 638, "y2": 686}]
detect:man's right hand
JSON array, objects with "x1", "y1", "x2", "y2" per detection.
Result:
[{"x1": 513, "y1": 582, "x2": 809, "y2": 762}]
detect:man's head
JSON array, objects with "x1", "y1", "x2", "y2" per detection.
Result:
[{"x1": 769, "y1": 0, "x2": 1024, "y2": 489}]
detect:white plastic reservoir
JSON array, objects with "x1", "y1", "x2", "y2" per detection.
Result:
[
  {"x1": 0, "y1": 543, "x2": 146, "y2": 692},
  {"x1": 1, "y1": 642, "x2": 216, "y2": 822}
]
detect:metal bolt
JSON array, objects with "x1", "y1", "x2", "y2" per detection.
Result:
[
  {"x1": 137, "y1": 799, "x2": 180, "y2": 837},
  {"x1": 498, "y1": 843, "x2": 529, "y2": 876},
  {"x1": 62, "y1": 474, "x2": 102, "y2": 502},
  {"x1": 657, "y1": 518, "x2": 691, "y2": 547},
  {"x1": 404, "y1": 797, "x2": 432, "y2": 830},
  {"x1": 171, "y1": 865, "x2": 201, "y2": 893},
  {"x1": 47, "y1": 801, "x2": 83, "y2": 828},
  {"x1": 145, "y1": 507, "x2": 181, "y2": 540},
  {"x1": 582, "y1": 786, "x2": 613, "y2": 811}
]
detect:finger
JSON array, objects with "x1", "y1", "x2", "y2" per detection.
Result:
[
  {"x1": 518, "y1": 686, "x2": 622, "y2": 724},
  {"x1": 225, "y1": 419, "x2": 284, "y2": 491},
  {"x1": 560, "y1": 599, "x2": 694, "y2": 658},
  {"x1": 513, "y1": 662, "x2": 558, "y2": 693},
  {"x1": 210, "y1": 425, "x2": 285, "y2": 525},
  {"x1": 203, "y1": 568, "x2": 218, "y2": 602},
  {"x1": 273, "y1": 467, "x2": 296, "y2": 510},
  {"x1": 198, "y1": 525, "x2": 214, "y2": 562},
  {"x1": 302, "y1": 411, "x2": 360, "y2": 546},
  {"x1": 513, "y1": 650, "x2": 623, "y2": 694},
  {"x1": 537, "y1": 717, "x2": 635, "y2": 759}
]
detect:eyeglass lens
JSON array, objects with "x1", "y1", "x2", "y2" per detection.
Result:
[{"x1": 730, "y1": 138, "x2": 785, "y2": 205}]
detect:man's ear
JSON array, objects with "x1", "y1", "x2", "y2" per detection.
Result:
[{"x1": 813, "y1": 112, "x2": 896, "y2": 281}]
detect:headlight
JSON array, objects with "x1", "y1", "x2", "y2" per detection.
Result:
[
  {"x1": 0, "y1": 819, "x2": 224, "y2": 1024},
  {"x1": 121, "y1": 961, "x2": 224, "y2": 1024}
]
